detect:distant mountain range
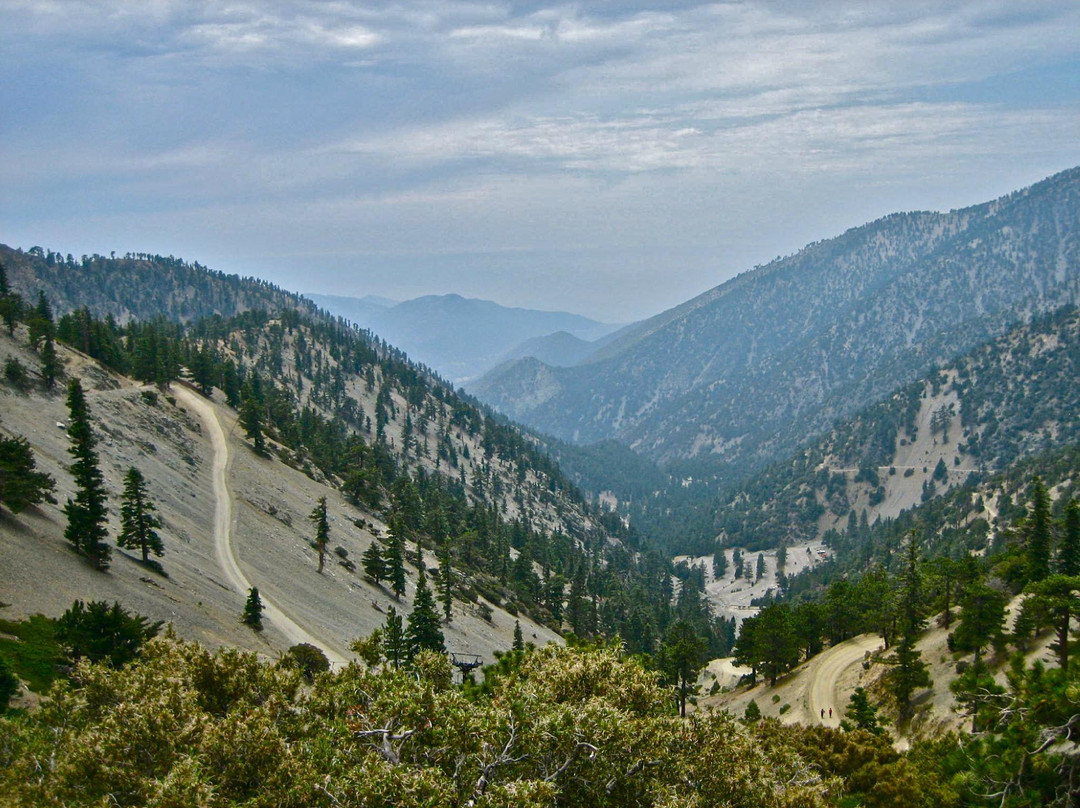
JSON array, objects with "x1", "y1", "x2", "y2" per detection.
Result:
[
  {"x1": 307, "y1": 292, "x2": 624, "y2": 383},
  {"x1": 470, "y1": 167, "x2": 1080, "y2": 492}
]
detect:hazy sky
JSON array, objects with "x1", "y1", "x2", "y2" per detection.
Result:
[{"x1": 2, "y1": 1, "x2": 1077, "y2": 321}]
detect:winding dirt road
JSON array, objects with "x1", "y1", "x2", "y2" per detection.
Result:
[
  {"x1": 807, "y1": 634, "x2": 882, "y2": 727},
  {"x1": 175, "y1": 385, "x2": 350, "y2": 666}
]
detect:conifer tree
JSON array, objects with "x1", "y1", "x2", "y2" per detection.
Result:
[
  {"x1": 27, "y1": 291, "x2": 52, "y2": 350},
  {"x1": 239, "y1": 374, "x2": 266, "y2": 455},
  {"x1": 118, "y1": 467, "x2": 163, "y2": 563},
  {"x1": 406, "y1": 565, "x2": 444, "y2": 658},
  {"x1": 1059, "y1": 499, "x2": 1080, "y2": 577},
  {"x1": 382, "y1": 607, "x2": 406, "y2": 669},
  {"x1": 309, "y1": 496, "x2": 329, "y2": 573},
  {"x1": 438, "y1": 536, "x2": 453, "y2": 622},
  {"x1": 0, "y1": 261, "x2": 18, "y2": 336},
  {"x1": 1026, "y1": 476, "x2": 1052, "y2": 583},
  {"x1": 386, "y1": 517, "x2": 407, "y2": 600},
  {"x1": 513, "y1": 620, "x2": 524, "y2": 652},
  {"x1": 0, "y1": 431, "x2": 55, "y2": 514},
  {"x1": 242, "y1": 587, "x2": 264, "y2": 631},
  {"x1": 63, "y1": 379, "x2": 110, "y2": 570},
  {"x1": 39, "y1": 332, "x2": 60, "y2": 391},
  {"x1": 362, "y1": 541, "x2": 386, "y2": 585},
  {"x1": 662, "y1": 620, "x2": 706, "y2": 717}
]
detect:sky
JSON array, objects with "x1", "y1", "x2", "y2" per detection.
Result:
[{"x1": 1, "y1": 1, "x2": 1077, "y2": 322}]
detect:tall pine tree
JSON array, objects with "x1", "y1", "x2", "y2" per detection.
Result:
[
  {"x1": 310, "y1": 496, "x2": 329, "y2": 573},
  {"x1": 406, "y1": 565, "x2": 444, "y2": 658},
  {"x1": 118, "y1": 467, "x2": 163, "y2": 564},
  {"x1": 63, "y1": 379, "x2": 111, "y2": 570},
  {"x1": 1059, "y1": 499, "x2": 1079, "y2": 577},
  {"x1": 1026, "y1": 476, "x2": 1052, "y2": 583}
]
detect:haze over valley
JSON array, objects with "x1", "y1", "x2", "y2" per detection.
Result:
[{"x1": 2, "y1": 2, "x2": 1080, "y2": 805}]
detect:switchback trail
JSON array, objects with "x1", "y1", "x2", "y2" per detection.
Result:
[{"x1": 175, "y1": 385, "x2": 350, "y2": 667}]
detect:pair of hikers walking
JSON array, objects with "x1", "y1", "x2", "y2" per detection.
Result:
[{"x1": 820, "y1": 707, "x2": 832, "y2": 720}]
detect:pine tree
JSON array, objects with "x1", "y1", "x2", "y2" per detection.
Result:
[
  {"x1": 662, "y1": 620, "x2": 706, "y2": 717},
  {"x1": 0, "y1": 261, "x2": 18, "y2": 336},
  {"x1": 309, "y1": 496, "x2": 329, "y2": 573},
  {"x1": 0, "y1": 432, "x2": 55, "y2": 514},
  {"x1": 513, "y1": 620, "x2": 524, "y2": 652},
  {"x1": 406, "y1": 566, "x2": 445, "y2": 658},
  {"x1": 362, "y1": 541, "x2": 386, "y2": 585},
  {"x1": 438, "y1": 536, "x2": 453, "y2": 622},
  {"x1": 386, "y1": 517, "x2": 407, "y2": 600},
  {"x1": 63, "y1": 379, "x2": 110, "y2": 570},
  {"x1": 239, "y1": 374, "x2": 266, "y2": 455},
  {"x1": 27, "y1": 291, "x2": 52, "y2": 350},
  {"x1": 242, "y1": 587, "x2": 264, "y2": 631},
  {"x1": 1059, "y1": 499, "x2": 1080, "y2": 577},
  {"x1": 118, "y1": 467, "x2": 163, "y2": 563},
  {"x1": 1026, "y1": 476, "x2": 1052, "y2": 583},
  {"x1": 382, "y1": 607, "x2": 407, "y2": 669},
  {"x1": 844, "y1": 687, "x2": 885, "y2": 735},
  {"x1": 39, "y1": 333, "x2": 60, "y2": 391}
]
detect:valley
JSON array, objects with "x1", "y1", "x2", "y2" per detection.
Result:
[{"x1": 2, "y1": 166, "x2": 1079, "y2": 807}]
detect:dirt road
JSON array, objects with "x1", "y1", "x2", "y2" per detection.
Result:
[
  {"x1": 175, "y1": 385, "x2": 350, "y2": 666},
  {"x1": 807, "y1": 634, "x2": 882, "y2": 727}
]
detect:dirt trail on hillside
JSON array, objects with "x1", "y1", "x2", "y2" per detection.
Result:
[
  {"x1": 175, "y1": 386, "x2": 351, "y2": 666},
  {"x1": 807, "y1": 635, "x2": 882, "y2": 727}
]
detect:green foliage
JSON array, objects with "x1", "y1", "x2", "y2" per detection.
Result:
[
  {"x1": 949, "y1": 580, "x2": 1007, "y2": 662},
  {"x1": 843, "y1": 687, "x2": 886, "y2": 736},
  {"x1": 0, "y1": 614, "x2": 63, "y2": 693},
  {"x1": 1025, "y1": 476, "x2": 1053, "y2": 584},
  {"x1": 280, "y1": 643, "x2": 330, "y2": 682},
  {"x1": 56, "y1": 600, "x2": 162, "y2": 668},
  {"x1": 660, "y1": 619, "x2": 706, "y2": 717},
  {"x1": 406, "y1": 567, "x2": 445, "y2": 659},
  {"x1": 309, "y1": 496, "x2": 329, "y2": 573},
  {"x1": 1018, "y1": 575, "x2": 1080, "y2": 669},
  {"x1": 3, "y1": 355, "x2": 30, "y2": 389},
  {"x1": 63, "y1": 379, "x2": 111, "y2": 570},
  {"x1": 381, "y1": 606, "x2": 407, "y2": 669},
  {"x1": 242, "y1": 587, "x2": 264, "y2": 632},
  {"x1": 0, "y1": 638, "x2": 837, "y2": 808},
  {"x1": 1059, "y1": 498, "x2": 1080, "y2": 577},
  {"x1": 117, "y1": 466, "x2": 163, "y2": 564},
  {"x1": 361, "y1": 541, "x2": 386, "y2": 584},
  {"x1": 0, "y1": 653, "x2": 17, "y2": 711},
  {"x1": 735, "y1": 603, "x2": 801, "y2": 686},
  {"x1": 0, "y1": 431, "x2": 55, "y2": 513}
]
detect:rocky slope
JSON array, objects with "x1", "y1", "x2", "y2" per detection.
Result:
[{"x1": 0, "y1": 328, "x2": 560, "y2": 665}]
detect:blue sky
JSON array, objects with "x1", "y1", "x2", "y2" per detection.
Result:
[{"x1": 2, "y1": 1, "x2": 1077, "y2": 321}]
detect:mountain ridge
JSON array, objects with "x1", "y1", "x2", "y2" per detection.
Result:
[{"x1": 470, "y1": 167, "x2": 1080, "y2": 482}]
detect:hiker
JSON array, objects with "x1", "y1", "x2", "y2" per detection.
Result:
[
  {"x1": 820, "y1": 708, "x2": 825, "y2": 719},
  {"x1": 829, "y1": 707, "x2": 833, "y2": 718}
]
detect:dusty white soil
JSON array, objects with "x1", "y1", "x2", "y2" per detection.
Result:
[{"x1": 0, "y1": 328, "x2": 559, "y2": 674}]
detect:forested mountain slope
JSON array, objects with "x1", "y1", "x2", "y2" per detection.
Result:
[
  {"x1": 0, "y1": 249, "x2": 729, "y2": 666},
  {"x1": 704, "y1": 305, "x2": 1080, "y2": 556},
  {"x1": 471, "y1": 168, "x2": 1080, "y2": 487},
  {"x1": 0, "y1": 245, "x2": 307, "y2": 325}
]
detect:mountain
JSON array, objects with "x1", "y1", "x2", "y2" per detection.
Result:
[
  {"x1": 309, "y1": 292, "x2": 621, "y2": 383},
  {"x1": 0, "y1": 245, "x2": 729, "y2": 670},
  {"x1": 304, "y1": 292, "x2": 396, "y2": 327},
  {"x1": 706, "y1": 304, "x2": 1080, "y2": 557},
  {"x1": 496, "y1": 327, "x2": 627, "y2": 368},
  {"x1": 471, "y1": 168, "x2": 1080, "y2": 486}
]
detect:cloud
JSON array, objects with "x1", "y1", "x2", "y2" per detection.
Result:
[{"x1": 2, "y1": 1, "x2": 1077, "y2": 319}]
